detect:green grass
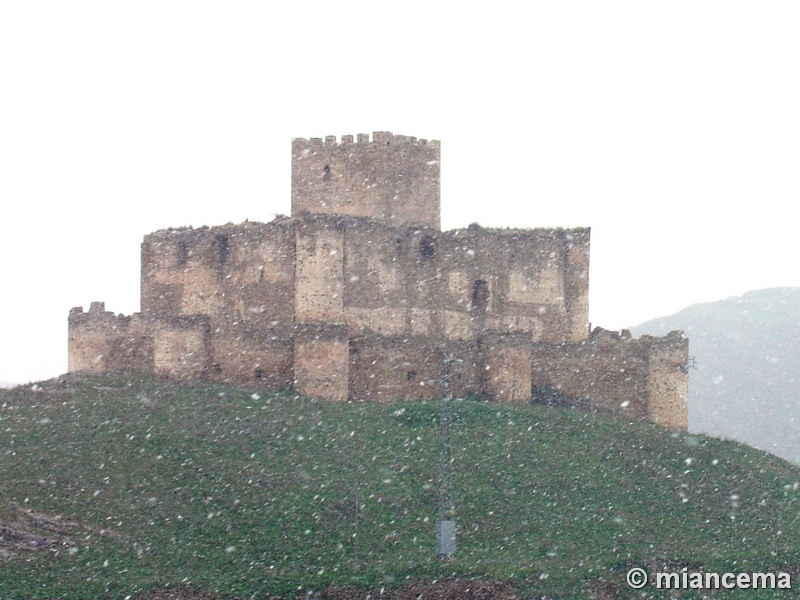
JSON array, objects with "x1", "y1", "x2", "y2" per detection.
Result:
[{"x1": 2, "y1": 373, "x2": 800, "y2": 598}]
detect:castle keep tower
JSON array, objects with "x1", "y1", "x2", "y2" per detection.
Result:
[
  {"x1": 292, "y1": 133, "x2": 440, "y2": 229},
  {"x1": 68, "y1": 132, "x2": 689, "y2": 430}
]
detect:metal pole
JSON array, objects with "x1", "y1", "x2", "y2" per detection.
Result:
[{"x1": 436, "y1": 353, "x2": 456, "y2": 558}]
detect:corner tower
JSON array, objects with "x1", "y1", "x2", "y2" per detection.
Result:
[{"x1": 291, "y1": 132, "x2": 441, "y2": 230}]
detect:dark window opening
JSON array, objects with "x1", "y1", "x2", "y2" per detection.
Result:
[
  {"x1": 216, "y1": 234, "x2": 230, "y2": 265},
  {"x1": 322, "y1": 164, "x2": 331, "y2": 182},
  {"x1": 175, "y1": 240, "x2": 188, "y2": 267},
  {"x1": 406, "y1": 371, "x2": 417, "y2": 381},
  {"x1": 419, "y1": 235, "x2": 436, "y2": 259},
  {"x1": 254, "y1": 368, "x2": 264, "y2": 380},
  {"x1": 472, "y1": 280, "x2": 490, "y2": 313}
]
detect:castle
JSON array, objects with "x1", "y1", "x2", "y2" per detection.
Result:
[{"x1": 68, "y1": 132, "x2": 688, "y2": 430}]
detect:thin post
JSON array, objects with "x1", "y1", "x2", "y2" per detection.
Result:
[{"x1": 436, "y1": 353, "x2": 456, "y2": 558}]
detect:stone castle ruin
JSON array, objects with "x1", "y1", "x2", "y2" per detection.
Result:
[{"x1": 68, "y1": 132, "x2": 688, "y2": 430}]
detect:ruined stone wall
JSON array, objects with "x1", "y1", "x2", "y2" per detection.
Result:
[
  {"x1": 436, "y1": 226, "x2": 590, "y2": 344},
  {"x1": 141, "y1": 219, "x2": 295, "y2": 333},
  {"x1": 347, "y1": 333, "x2": 537, "y2": 404},
  {"x1": 208, "y1": 327, "x2": 293, "y2": 389},
  {"x1": 138, "y1": 219, "x2": 296, "y2": 384},
  {"x1": 530, "y1": 328, "x2": 650, "y2": 418},
  {"x1": 530, "y1": 328, "x2": 688, "y2": 428},
  {"x1": 292, "y1": 133, "x2": 440, "y2": 230},
  {"x1": 69, "y1": 303, "x2": 216, "y2": 380},
  {"x1": 141, "y1": 228, "x2": 225, "y2": 318},
  {"x1": 294, "y1": 217, "x2": 345, "y2": 325},
  {"x1": 341, "y1": 219, "x2": 443, "y2": 337},
  {"x1": 562, "y1": 229, "x2": 591, "y2": 342},
  {"x1": 294, "y1": 217, "x2": 592, "y2": 346},
  {"x1": 480, "y1": 334, "x2": 532, "y2": 403},
  {"x1": 152, "y1": 316, "x2": 211, "y2": 378},
  {"x1": 348, "y1": 335, "x2": 480, "y2": 402},
  {"x1": 293, "y1": 324, "x2": 349, "y2": 402},
  {"x1": 68, "y1": 303, "x2": 154, "y2": 373},
  {"x1": 644, "y1": 332, "x2": 689, "y2": 430}
]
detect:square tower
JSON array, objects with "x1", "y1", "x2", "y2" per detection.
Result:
[{"x1": 291, "y1": 132, "x2": 441, "y2": 230}]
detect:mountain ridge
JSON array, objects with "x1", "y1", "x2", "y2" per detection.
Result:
[{"x1": 631, "y1": 287, "x2": 800, "y2": 464}]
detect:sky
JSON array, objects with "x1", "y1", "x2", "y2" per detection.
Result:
[{"x1": 1, "y1": 2, "x2": 799, "y2": 385}]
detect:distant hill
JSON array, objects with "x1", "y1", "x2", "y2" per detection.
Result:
[
  {"x1": 1, "y1": 373, "x2": 800, "y2": 598},
  {"x1": 631, "y1": 288, "x2": 800, "y2": 464}
]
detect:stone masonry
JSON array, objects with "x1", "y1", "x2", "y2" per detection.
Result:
[{"x1": 68, "y1": 132, "x2": 688, "y2": 430}]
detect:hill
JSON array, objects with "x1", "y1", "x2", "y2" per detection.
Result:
[
  {"x1": 2, "y1": 374, "x2": 800, "y2": 598},
  {"x1": 631, "y1": 288, "x2": 800, "y2": 465}
]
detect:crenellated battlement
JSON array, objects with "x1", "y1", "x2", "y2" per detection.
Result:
[
  {"x1": 68, "y1": 304, "x2": 151, "y2": 374},
  {"x1": 69, "y1": 302, "x2": 137, "y2": 326},
  {"x1": 294, "y1": 131, "x2": 440, "y2": 150}
]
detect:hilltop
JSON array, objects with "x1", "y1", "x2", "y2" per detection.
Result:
[{"x1": 1, "y1": 373, "x2": 799, "y2": 599}]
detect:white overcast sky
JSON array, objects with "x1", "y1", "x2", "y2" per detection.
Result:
[{"x1": 1, "y1": 2, "x2": 798, "y2": 384}]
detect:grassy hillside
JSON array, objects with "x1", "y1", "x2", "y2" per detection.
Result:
[{"x1": 2, "y1": 374, "x2": 800, "y2": 598}]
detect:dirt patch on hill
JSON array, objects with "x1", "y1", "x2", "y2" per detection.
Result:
[
  {"x1": 0, "y1": 502, "x2": 79, "y2": 562},
  {"x1": 0, "y1": 501, "x2": 123, "y2": 563}
]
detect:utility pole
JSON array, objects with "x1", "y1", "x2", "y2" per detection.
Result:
[{"x1": 436, "y1": 353, "x2": 459, "y2": 559}]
